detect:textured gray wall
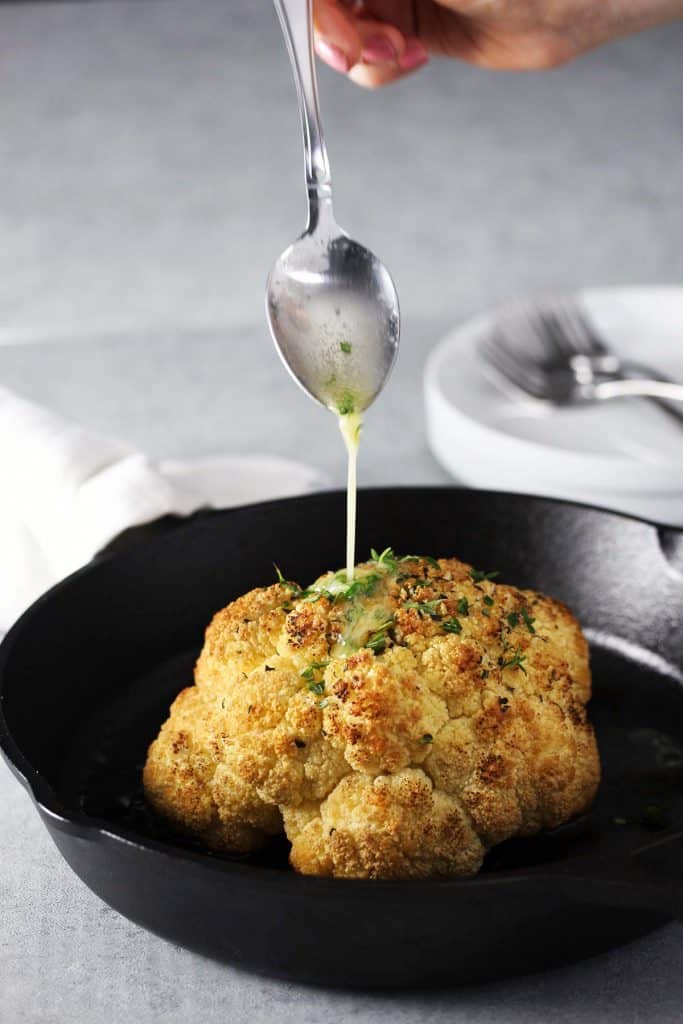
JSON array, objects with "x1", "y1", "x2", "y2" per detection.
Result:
[{"x1": 1, "y1": 0, "x2": 682, "y2": 343}]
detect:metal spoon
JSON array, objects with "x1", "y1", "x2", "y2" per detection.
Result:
[{"x1": 267, "y1": 0, "x2": 400, "y2": 415}]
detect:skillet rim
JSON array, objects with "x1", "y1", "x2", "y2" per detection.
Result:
[{"x1": 0, "y1": 485, "x2": 681, "y2": 899}]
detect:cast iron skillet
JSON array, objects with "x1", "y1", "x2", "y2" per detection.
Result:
[{"x1": 1, "y1": 488, "x2": 682, "y2": 989}]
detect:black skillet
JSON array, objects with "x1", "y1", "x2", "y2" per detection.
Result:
[{"x1": 1, "y1": 488, "x2": 682, "y2": 989}]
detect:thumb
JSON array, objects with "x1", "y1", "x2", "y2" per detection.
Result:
[{"x1": 313, "y1": 0, "x2": 363, "y2": 72}]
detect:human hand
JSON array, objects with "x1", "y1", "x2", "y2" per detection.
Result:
[{"x1": 314, "y1": 0, "x2": 683, "y2": 86}]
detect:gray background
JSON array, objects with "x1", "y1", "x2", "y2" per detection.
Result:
[{"x1": 1, "y1": 1, "x2": 682, "y2": 1021}]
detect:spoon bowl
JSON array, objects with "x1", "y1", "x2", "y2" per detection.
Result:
[
  {"x1": 268, "y1": 0, "x2": 399, "y2": 415},
  {"x1": 267, "y1": 200, "x2": 399, "y2": 413}
]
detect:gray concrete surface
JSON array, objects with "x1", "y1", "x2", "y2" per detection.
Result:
[{"x1": 1, "y1": 1, "x2": 683, "y2": 1021}]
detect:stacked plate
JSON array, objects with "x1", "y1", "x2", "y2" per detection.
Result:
[{"x1": 425, "y1": 286, "x2": 683, "y2": 525}]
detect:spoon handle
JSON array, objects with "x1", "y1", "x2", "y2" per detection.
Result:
[{"x1": 274, "y1": 0, "x2": 332, "y2": 202}]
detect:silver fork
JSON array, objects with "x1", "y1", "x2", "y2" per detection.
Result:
[{"x1": 481, "y1": 299, "x2": 683, "y2": 418}]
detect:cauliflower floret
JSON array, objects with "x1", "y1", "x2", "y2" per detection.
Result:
[{"x1": 143, "y1": 554, "x2": 600, "y2": 878}]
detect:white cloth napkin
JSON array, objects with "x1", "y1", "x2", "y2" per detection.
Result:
[{"x1": 0, "y1": 385, "x2": 327, "y2": 631}]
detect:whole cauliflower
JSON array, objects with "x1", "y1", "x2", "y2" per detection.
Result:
[{"x1": 144, "y1": 551, "x2": 600, "y2": 879}]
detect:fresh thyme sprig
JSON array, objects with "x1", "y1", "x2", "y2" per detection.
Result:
[{"x1": 499, "y1": 649, "x2": 527, "y2": 675}]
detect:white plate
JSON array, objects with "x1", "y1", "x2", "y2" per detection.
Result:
[{"x1": 425, "y1": 285, "x2": 683, "y2": 524}]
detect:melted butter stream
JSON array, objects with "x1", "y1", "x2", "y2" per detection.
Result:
[
  {"x1": 307, "y1": 562, "x2": 395, "y2": 659},
  {"x1": 338, "y1": 410, "x2": 362, "y2": 582}
]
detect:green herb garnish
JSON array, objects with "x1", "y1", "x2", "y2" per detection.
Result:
[
  {"x1": 457, "y1": 596, "x2": 469, "y2": 616},
  {"x1": 274, "y1": 564, "x2": 302, "y2": 594},
  {"x1": 340, "y1": 341, "x2": 352, "y2": 354},
  {"x1": 365, "y1": 620, "x2": 394, "y2": 654},
  {"x1": 318, "y1": 698, "x2": 329, "y2": 710},
  {"x1": 471, "y1": 568, "x2": 500, "y2": 583},
  {"x1": 443, "y1": 618, "x2": 462, "y2": 635},
  {"x1": 370, "y1": 547, "x2": 398, "y2": 571},
  {"x1": 301, "y1": 661, "x2": 329, "y2": 681},
  {"x1": 521, "y1": 607, "x2": 536, "y2": 634},
  {"x1": 507, "y1": 612, "x2": 520, "y2": 629},
  {"x1": 405, "y1": 599, "x2": 443, "y2": 620},
  {"x1": 499, "y1": 650, "x2": 527, "y2": 675},
  {"x1": 308, "y1": 681, "x2": 325, "y2": 696},
  {"x1": 483, "y1": 595, "x2": 494, "y2": 607},
  {"x1": 337, "y1": 391, "x2": 355, "y2": 416}
]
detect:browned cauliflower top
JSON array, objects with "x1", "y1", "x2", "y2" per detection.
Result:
[{"x1": 144, "y1": 550, "x2": 600, "y2": 879}]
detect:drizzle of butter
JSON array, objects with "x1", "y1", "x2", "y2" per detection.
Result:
[
  {"x1": 338, "y1": 411, "x2": 363, "y2": 582},
  {"x1": 306, "y1": 562, "x2": 395, "y2": 659}
]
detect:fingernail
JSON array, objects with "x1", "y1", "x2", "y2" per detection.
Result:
[
  {"x1": 361, "y1": 36, "x2": 397, "y2": 65},
  {"x1": 316, "y1": 39, "x2": 351, "y2": 74},
  {"x1": 399, "y1": 39, "x2": 429, "y2": 72}
]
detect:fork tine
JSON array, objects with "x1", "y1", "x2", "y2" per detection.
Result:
[
  {"x1": 480, "y1": 330, "x2": 549, "y2": 399},
  {"x1": 553, "y1": 299, "x2": 608, "y2": 356},
  {"x1": 503, "y1": 304, "x2": 557, "y2": 367},
  {"x1": 536, "y1": 306, "x2": 577, "y2": 359}
]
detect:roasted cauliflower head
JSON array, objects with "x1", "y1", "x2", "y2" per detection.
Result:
[{"x1": 144, "y1": 551, "x2": 600, "y2": 879}]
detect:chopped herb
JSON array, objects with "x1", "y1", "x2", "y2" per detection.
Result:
[
  {"x1": 301, "y1": 661, "x2": 329, "y2": 681},
  {"x1": 344, "y1": 574, "x2": 381, "y2": 601},
  {"x1": 420, "y1": 733, "x2": 433, "y2": 745},
  {"x1": 507, "y1": 612, "x2": 520, "y2": 629},
  {"x1": 337, "y1": 391, "x2": 355, "y2": 416},
  {"x1": 482, "y1": 608, "x2": 491, "y2": 618},
  {"x1": 457, "y1": 596, "x2": 469, "y2": 616},
  {"x1": 308, "y1": 681, "x2": 325, "y2": 696},
  {"x1": 443, "y1": 618, "x2": 462, "y2": 635},
  {"x1": 366, "y1": 621, "x2": 393, "y2": 654},
  {"x1": 641, "y1": 803, "x2": 671, "y2": 831},
  {"x1": 318, "y1": 698, "x2": 329, "y2": 710},
  {"x1": 274, "y1": 564, "x2": 302, "y2": 594},
  {"x1": 370, "y1": 547, "x2": 398, "y2": 571},
  {"x1": 405, "y1": 599, "x2": 443, "y2": 620},
  {"x1": 294, "y1": 739, "x2": 306, "y2": 749},
  {"x1": 340, "y1": 341, "x2": 352, "y2": 354},
  {"x1": 481, "y1": 669, "x2": 489, "y2": 679},
  {"x1": 499, "y1": 650, "x2": 527, "y2": 675},
  {"x1": 471, "y1": 568, "x2": 500, "y2": 583},
  {"x1": 521, "y1": 607, "x2": 536, "y2": 634},
  {"x1": 483, "y1": 596, "x2": 494, "y2": 607},
  {"x1": 301, "y1": 571, "x2": 380, "y2": 606},
  {"x1": 412, "y1": 579, "x2": 433, "y2": 589}
]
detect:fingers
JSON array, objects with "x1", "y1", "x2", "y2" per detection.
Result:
[
  {"x1": 313, "y1": 0, "x2": 363, "y2": 71},
  {"x1": 349, "y1": 38, "x2": 430, "y2": 88},
  {"x1": 356, "y1": 16, "x2": 407, "y2": 65},
  {"x1": 314, "y1": 0, "x2": 429, "y2": 87}
]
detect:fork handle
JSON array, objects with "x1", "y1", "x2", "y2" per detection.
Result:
[
  {"x1": 593, "y1": 378, "x2": 683, "y2": 404},
  {"x1": 273, "y1": 0, "x2": 333, "y2": 206}
]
